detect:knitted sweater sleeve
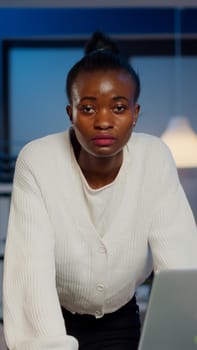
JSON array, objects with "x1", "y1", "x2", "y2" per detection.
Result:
[
  {"x1": 148, "y1": 142, "x2": 197, "y2": 272},
  {"x1": 3, "y1": 148, "x2": 78, "y2": 350}
]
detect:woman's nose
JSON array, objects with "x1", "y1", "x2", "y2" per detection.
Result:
[{"x1": 94, "y1": 109, "x2": 113, "y2": 129}]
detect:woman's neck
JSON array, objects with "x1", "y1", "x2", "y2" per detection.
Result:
[
  {"x1": 78, "y1": 153, "x2": 123, "y2": 189},
  {"x1": 70, "y1": 129, "x2": 123, "y2": 189}
]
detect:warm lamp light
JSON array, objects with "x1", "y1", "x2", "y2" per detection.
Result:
[{"x1": 161, "y1": 117, "x2": 197, "y2": 168}]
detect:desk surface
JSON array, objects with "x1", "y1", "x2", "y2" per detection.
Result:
[
  {"x1": 0, "y1": 324, "x2": 6, "y2": 350},
  {"x1": 0, "y1": 183, "x2": 12, "y2": 194}
]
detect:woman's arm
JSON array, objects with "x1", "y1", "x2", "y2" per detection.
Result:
[
  {"x1": 148, "y1": 142, "x2": 197, "y2": 272},
  {"x1": 3, "y1": 148, "x2": 78, "y2": 350}
]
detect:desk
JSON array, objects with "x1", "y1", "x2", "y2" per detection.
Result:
[{"x1": 0, "y1": 184, "x2": 12, "y2": 194}]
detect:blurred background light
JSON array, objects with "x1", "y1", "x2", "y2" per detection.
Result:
[{"x1": 161, "y1": 117, "x2": 197, "y2": 168}]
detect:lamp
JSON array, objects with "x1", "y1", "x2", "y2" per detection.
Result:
[{"x1": 161, "y1": 117, "x2": 197, "y2": 168}]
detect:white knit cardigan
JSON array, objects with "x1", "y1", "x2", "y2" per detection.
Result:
[{"x1": 3, "y1": 130, "x2": 197, "y2": 350}]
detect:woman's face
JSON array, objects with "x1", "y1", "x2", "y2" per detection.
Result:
[{"x1": 66, "y1": 69, "x2": 140, "y2": 160}]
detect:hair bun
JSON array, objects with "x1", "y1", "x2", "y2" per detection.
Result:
[{"x1": 85, "y1": 31, "x2": 120, "y2": 55}]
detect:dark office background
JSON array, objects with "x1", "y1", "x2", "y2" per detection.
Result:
[{"x1": 0, "y1": 4, "x2": 197, "y2": 346}]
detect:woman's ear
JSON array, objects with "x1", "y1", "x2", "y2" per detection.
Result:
[
  {"x1": 66, "y1": 105, "x2": 73, "y2": 123},
  {"x1": 133, "y1": 104, "x2": 140, "y2": 126}
]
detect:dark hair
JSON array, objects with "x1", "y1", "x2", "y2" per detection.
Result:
[{"x1": 66, "y1": 31, "x2": 140, "y2": 103}]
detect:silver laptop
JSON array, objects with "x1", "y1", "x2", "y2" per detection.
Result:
[{"x1": 138, "y1": 269, "x2": 197, "y2": 350}]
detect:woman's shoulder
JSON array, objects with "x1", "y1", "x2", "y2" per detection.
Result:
[
  {"x1": 18, "y1": 130, "x2": 69, "y2": 160},
  {"x1": 15, "y1": 130, "x2": 71, "y2": 173},
  {"x1": 127, "y1": 132, "x2": 177, "y2": 175},
  {"x1": 127, "y1": 132, "x2": 179, "y2": 192},
  {"x1": 131, "y1": 132, "x2": 165, "y2": 146},
  {"x1": 130, "y1": 132, "x2": 173, "y2": 160}
]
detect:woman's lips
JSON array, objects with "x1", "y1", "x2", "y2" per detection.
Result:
[{"x1": 91, "y1": 135, "x2": 116, "y2": 146}]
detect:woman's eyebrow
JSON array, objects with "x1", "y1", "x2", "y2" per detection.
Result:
[
  {"x1": 112, "y1": 96, "x2": 129, "y2": 102},
  {"x1": 79, "y1": 96, "x2": 129, "y2": 103},
  {"x1": 80, "y1": 96, "x2": 97, "y2": 102}
]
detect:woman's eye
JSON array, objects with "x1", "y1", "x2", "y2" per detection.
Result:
[
  {"x1": 80, "y1": 105, "x2": 96, "y2": 114},
  {"x1": 113, "y1": 105, "x2": 127, "y2": 113}
]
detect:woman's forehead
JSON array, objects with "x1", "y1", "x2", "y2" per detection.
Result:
[
  {"x1": 73, "y1": 69, "x2": 134, "y2": 90},
  {"x1": 71, "y1": 70, "x2": 136, "y2": 103}
]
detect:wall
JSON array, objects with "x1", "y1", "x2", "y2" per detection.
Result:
[
  {"x1": 1, "y1": 6, "x2": 197, "y2": 146},
  {"x1": 7, "y1": 50, "x2": 197, "y2": 155}
]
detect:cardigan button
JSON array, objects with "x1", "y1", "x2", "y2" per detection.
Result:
[
  {"x1": 95, "y1": 310, "x2": 103, "y2": 318},
  {"x1": 99, "y1": 246, "x2": 106, "y2": 253},
  {"x1": 96, "y1": 284, "x2": 104, "y2": 292}
]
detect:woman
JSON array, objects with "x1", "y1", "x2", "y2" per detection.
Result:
[{"x1": 3, "y1": 32, "x2": 197, "y2": 350}]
